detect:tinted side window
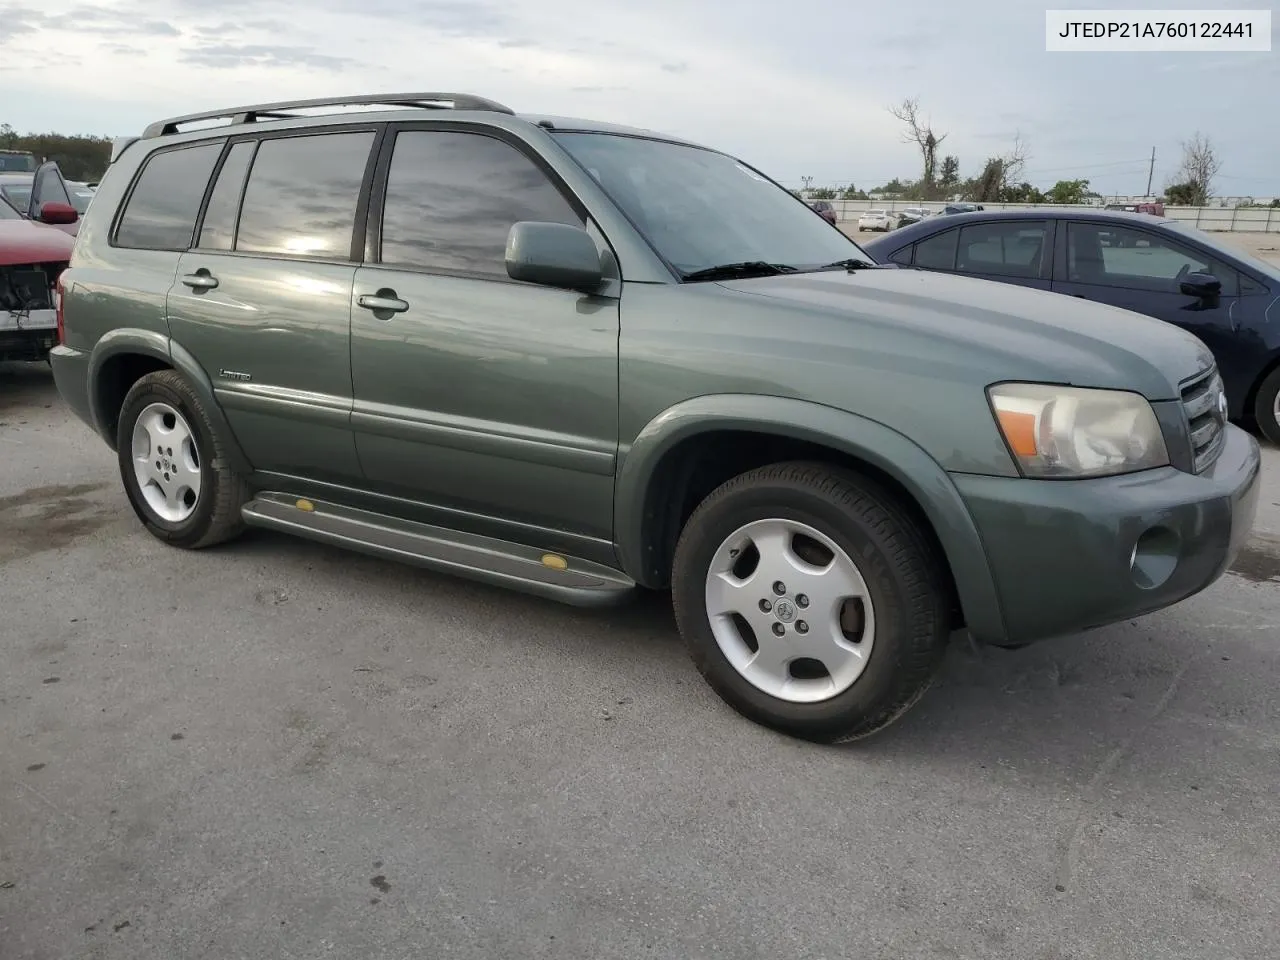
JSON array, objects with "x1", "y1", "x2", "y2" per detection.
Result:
[
  {"x1": 197, "y1": 141, "x2": 255, "y2": 251},
  {"x1": 380, "y1": 130, "x2": 582, "y2": 277},
  {"x1": 235, "y1": 131, "x2": 375, "y2": 259},
  {"x1": 914, "y1": 228, "x2": 959, "y2": 270},
  {"x1": 32, "y1": 165, "x2": 73, "y2": 210},
  {"x1": 887, "y1": 244, "x2": 913, "y2": 266},
  {"x1": 1240, "y1": 272, "x2": 1268, "y2": 295},
  {"x1": 1067, "y1": 222, "x2": 1237, "y2": 294},
  {"x1": 115, "y1": 143, "x2": 223, "y2": 250},
  {"x1": 956, "y1": 221, "x2": 1048, "y2": 278}
]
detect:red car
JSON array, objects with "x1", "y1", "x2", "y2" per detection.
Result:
[
  {"x1": 809, "y1": 200, "x2": 838, "y2": 225},
  {"x1": 1, "y1": 191, "x2": 75, "y2": 363}
]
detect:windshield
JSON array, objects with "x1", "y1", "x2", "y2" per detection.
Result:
[
  {"x1": 0, "y1": 152, "x2": 37, "y2": 173},
  {"x1": 550, "y1": 131, "x2": 866, "y2": 276},
  {"x1": 1160, "y1": 220, "x2": 1280, "y2": 279},
  {"x1": 0, "y1": 195, "x2": 19, "y2": 219},
  {"x1": 0, "y1": 182, "x2": 32, "y2": 211}
]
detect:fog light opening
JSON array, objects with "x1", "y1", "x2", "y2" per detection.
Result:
[{"x1": 1130, "y1": 526, "x2": 1181, "y2": 590}]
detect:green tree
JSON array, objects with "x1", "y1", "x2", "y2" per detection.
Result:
[
  {"x1": 1048, "y1": 178, "x2": 1090, "y2": 204},
  {"x1": 0, "y1": 127, "x2": 112, "y2": 181},
  {"x1": 938, "y1": 155, "x2": 960, "y2": 195},
  {"x1": 808, "y1": 186, "x2": 837, "y2": 200},
  {"x1": 872, "y1": 177, "x2": 910, "y2": 196},
  {"x1": 1164, "y1": 182, "x2": 1198, "y2": 205}
]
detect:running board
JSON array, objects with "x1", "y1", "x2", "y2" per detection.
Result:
[{"x1": 240, "y1": 492, "x2": 637, "y2": 608}]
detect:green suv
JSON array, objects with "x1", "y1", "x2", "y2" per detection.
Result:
[{"x1": 51, "y1": 93, "x2": 1261, "y2": 743}]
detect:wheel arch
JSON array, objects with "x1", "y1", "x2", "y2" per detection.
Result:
[
  {"x1": 614, "y1": 395, "x2": 1009, "y2": 643},
  {"x1": 87, "y1": 329, "x2": 252, "y2": 472},
  {"x1": 1242, "y1": 349, "x2": 1280, "y2": 424}
]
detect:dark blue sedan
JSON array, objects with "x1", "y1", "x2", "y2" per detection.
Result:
[{"x1": 860, "y1": 209, "x2": 1280, "y2": 443}]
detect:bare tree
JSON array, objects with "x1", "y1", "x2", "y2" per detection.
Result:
[
  {"x1": 970, "y1": 134, "x2": 1031, "y2": 202},
  {"x1": 1001, "y1": 132, "x2": 1029, "y2": 183},
  {"x1": 1174, "y1": 132, "x2": 1221, "y2": 205},
  {"x1": 889, "y1": 97, "x2": 947, "y2": 197}
]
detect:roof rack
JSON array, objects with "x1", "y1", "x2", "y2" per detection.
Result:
[{"x1": 141, "y1": 92, "x2": 515, "y2": 139}]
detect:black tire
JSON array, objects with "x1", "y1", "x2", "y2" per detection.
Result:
[
  {"x1": 1252, "y1": 367, "x2": 1280, "y2": 446},
  {"x1": 116, "y1": 369, "x2": 247, "y2": 549},
  {"x1": 671, "y1": 462, "x2": 951, "y2": 744}
]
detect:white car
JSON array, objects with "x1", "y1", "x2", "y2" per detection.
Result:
[{"x1": 857, "y1": 209, "x2": 895, "y2": 232}]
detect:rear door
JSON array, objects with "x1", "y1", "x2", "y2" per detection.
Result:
[
  {"x1": 166, "y1": 127, "x2": 380, "y2": 483},
  {"x1": 889, "y1": 219, "x2": 1054, "y2": 290},
  {"x1": 950, "y1": 218, "x2": 1053, "y2": 290}
]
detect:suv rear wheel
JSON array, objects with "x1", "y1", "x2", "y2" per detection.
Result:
[
  {"x1": 116, "y1": 370, "x2": 247, "y2": 548},
  {"x1": 671, "y1": 462, "x2": 951, "y2": 743}
]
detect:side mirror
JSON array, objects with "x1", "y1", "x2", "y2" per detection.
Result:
[
  {"x1": 36, "y1": 201, "x2": 78, "y2": 225},
  {"x1": 1180, "y1": 271, "x2": 1222, "y2": 299},
  {"x1": 505, "y1": 221, "x2": 604, "y2": 292}
]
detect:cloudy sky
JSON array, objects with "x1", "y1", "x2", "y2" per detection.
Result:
[{"x1": 1, "y1": 0, "x2": 1276, "y2": 197}]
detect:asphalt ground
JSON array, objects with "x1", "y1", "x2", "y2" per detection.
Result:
[{"x1": 2, "y1": 357, "x2": 1278, "y2": 960}]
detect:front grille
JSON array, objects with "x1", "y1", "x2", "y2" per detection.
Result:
[{"x1": 1180, "y1": 367, "x2": 1226, "y2": 474}]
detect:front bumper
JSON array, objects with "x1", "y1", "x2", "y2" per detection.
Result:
[
  {"x1": 1, "y1": 308, "x2": 58, "y2": 362},
  {"x1": 953, "y1": 423, "x2": 1262, "y2": 645}
]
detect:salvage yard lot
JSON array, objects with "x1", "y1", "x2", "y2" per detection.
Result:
[{"x1": 2, "y1": 359, "x2": 1279, "y2": 958}]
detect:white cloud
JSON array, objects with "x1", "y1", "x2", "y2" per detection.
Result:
[{"x1": 1, "y1": 0, "x2": 1274, "y2": 195}]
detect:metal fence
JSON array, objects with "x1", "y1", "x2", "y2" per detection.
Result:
[{"x1": 823, "y1": 199, "x2": 1280, "y2": 234}]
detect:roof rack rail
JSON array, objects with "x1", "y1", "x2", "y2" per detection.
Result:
[{"x1": 141, "y1": 92, "x2": 516, "y2": 139}]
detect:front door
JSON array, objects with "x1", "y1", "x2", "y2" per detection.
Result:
[
  {"x1": 1050, "y1": 220, "x2": 1248, "y2": 400},
  {"x1": 27, "y1": 160, "x2": 77, "y2": 235},
  {"x1": 166, "y1": 129, "x2": 379, "y2": 483},
  {"x1": 349, "y1": 126, "x2": 620, "y2": 547}
]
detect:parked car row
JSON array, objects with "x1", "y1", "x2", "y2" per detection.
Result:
[
  {"x1": 44, "y1": 90, "x2": 1260, "y2": 746},
  {"x1": 848, "y1": 203, "x2": 986, "y2": 232}
]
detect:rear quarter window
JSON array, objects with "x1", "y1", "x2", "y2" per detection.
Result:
[
  {"x1": 914, "y1": 228, "x2": 959, "y2": 270},
  {"x1": 114, "y1": 142, "x2": 224, "y2": 251}
]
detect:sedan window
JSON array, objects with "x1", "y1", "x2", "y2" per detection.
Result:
[
  {"x1": 1067, "y1": 222, "x2": 1239, "y2": 295},
  {"x1": 913, "y1": 228, "x2": 959, "y2": 269},
  {"x1": 955, "y1": 221, "x2": 1048, "y2": 279}
]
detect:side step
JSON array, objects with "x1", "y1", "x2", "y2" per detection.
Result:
[{"x1": 241, "y1": 492, "x2": 637, "y2": 608}]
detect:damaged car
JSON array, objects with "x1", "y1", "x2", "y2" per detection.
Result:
[{"x1": 1, "y1": 191, "x2": 74, "y2": 364}]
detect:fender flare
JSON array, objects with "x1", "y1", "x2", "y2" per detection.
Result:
[
  {"x1": 86, "y1": 328, "x2": 252, "y2": 473},
  {"x1": 612, "y1": 394, "x2": 1008, "y2": 643}
]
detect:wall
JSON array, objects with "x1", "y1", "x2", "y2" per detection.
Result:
[{"x1": 825, "y1": 199, "x2": 1280, "y2": 233}]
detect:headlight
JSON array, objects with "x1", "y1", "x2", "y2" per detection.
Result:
[{"x1": 987, "y1": 382, "x2": 1169, "y2": 478}]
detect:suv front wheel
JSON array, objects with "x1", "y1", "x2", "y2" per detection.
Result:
[
  {"x1": 116, "y1": 370, "x2": 247, "y2": 549},
  {"x1": 671, "y1": 462, "x2": 951, "y2": 743}
]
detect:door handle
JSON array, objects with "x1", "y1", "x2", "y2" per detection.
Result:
[
  {"x1": 181, "y1": 272, "x2": 219, "y2": 290},
  {"x1": 357, "y1": 292, "x2": 409, "y2": 314}
]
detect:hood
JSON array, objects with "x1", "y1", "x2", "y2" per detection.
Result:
[
  {"x1": 717, "y1": 267, "x2": 1214, "y2": 401},
  {"x1": 0, "y1": 219, "x2": 75, "y2": 267}
]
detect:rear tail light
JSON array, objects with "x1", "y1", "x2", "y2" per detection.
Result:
[{"x1": 55, "y1": 275, "x2": 66, "y2": 345}]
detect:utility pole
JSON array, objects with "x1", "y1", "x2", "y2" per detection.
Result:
[{"x1": 1145, "y1": 146, "x2": 1156, "y2": 198}]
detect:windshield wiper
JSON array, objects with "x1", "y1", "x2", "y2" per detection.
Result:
[
  {"x1": 817, "y1": 257, "x2": 878, "y2": 272},
  {"x1": 680, "y1": 261, "x2": 799, "y2": 282}
]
